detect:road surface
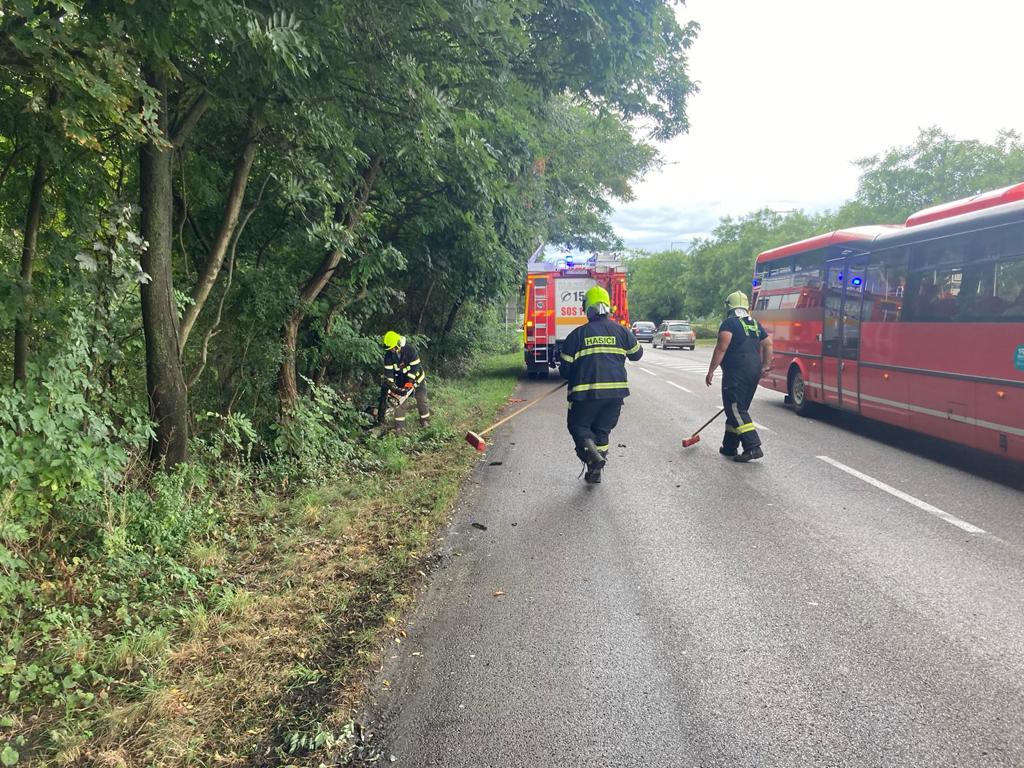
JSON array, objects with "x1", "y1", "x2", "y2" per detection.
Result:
[{"x1": 361, "y1": 345, "x2": 1024, "y2": 768}]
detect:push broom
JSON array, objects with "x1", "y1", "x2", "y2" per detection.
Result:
[
  {"x1": 681, "y1": 407, "x2": 725, "y2": 448},
  {"x1": 465, "y1": 380, "x2": 568, "y2": 452}
]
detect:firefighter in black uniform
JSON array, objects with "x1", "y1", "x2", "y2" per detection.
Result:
[
  {"x1": 559, "y1": 286, "x2": 643, "y2": 483},
  {"x1": 705, "y1": 291, "x2": 773, "y2": 462},
  {"x1": 378, "y1": 331, "x2": 430, "y2": 432}
]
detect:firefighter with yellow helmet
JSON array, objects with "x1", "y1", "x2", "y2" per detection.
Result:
[
  {"x1": 705, "y1": 291, "x2": 773, "y2": 461},
  {"x1": 558, "y1": 285, "x2": 643, "y2": 483},
  {"x1": 378, "y1": 331, "x2": 430, "y2": 432}
]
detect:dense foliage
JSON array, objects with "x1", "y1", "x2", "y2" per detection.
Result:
[
  {"x1": 629, "y1": 128, "x2": 1024, "y2": 324},
  {"x1": 0, "y1": 1, "x2": 699, "y2": 762}
]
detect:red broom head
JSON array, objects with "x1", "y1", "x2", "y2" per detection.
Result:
[
  {"x1": 465, "y1": 431, "x2": 487, "y2": 452},
  {"x1": 681, "y1": 434, "x2": 701, "y2": 448}
]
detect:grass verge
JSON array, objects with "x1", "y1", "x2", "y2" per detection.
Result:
[{"x1": 10, "y1": 352, "x2": 521, "y2": 767}]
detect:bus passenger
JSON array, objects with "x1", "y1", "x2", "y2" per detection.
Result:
[{"x1": 705, "y1": 291, "x2": 773, "y2": 462}]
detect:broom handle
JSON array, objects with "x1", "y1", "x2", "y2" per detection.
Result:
[
  {"x1": 690, "y1": 407, "x2": 725, "y2": 437},
  {"x1": 479, "y1": 380, "x2": 568, "y2": 436}
]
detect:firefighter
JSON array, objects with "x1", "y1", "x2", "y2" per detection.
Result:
[
  {"x1": 558, "y1": 286, "x2": 643, "y2": 483},
  {"x1": 704, "y1": 291, "x2": 773, "y2": 462},
  {"x1": 378, "y1": 331, "x2": 430, "y2": 432}
]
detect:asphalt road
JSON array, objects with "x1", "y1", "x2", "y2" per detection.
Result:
[{"x1": 361, "y1": 345, "x2": 1024, "y2": 768}]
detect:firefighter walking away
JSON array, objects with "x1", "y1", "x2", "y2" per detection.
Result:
[
  {"x1": 378, "y1": 331, "x2": 430, "y2": 432},
  {"x1": 705, "y1": 291, "x2": 773, "y2": 462},
  {"x1": 559, "y1": 286, "x2": 643, "y2": 483}
]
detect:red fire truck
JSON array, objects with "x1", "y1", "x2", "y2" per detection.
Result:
[{"x1": 523, "y1": 247, "x2": 630, "y2": 377}]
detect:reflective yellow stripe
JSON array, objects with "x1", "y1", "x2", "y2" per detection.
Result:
[
  {"x1": 406, "y1": 358, "x2": 421, "y2": 366},
  {"x1": 736, "y1": 422, "x2": 757, "y2": 434},
  {"x1": 725, "y1": 425, "x2": 739, "y2": 434},
  {"x1": 595, "y1": 444, "x2": 609, "y2": 451},
  {"x1": 383, "y1": 364, "x2": 398, "y2": 370},
  {"x1": 560, "y1": 352, "x2": 573, "y2": 363},
  {"x1": 570, "y1": 382, "x2": 629, "y2": 394},
  {"x1": 571, "y1": 346, "x2": 626, "y2": 361},
  {"x1": 625, "y1": 344, "x2": 641, "y2": 355}
]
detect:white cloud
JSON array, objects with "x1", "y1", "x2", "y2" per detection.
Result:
[{"x1": 614, "y1": 0, "x2": 1024, "y2": 251}]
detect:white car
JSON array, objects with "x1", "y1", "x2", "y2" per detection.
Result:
[{"x1": 652, "y1": 321, "x2": 696, "y2": 350}]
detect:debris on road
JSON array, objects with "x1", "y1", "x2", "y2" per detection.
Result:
[
  {"x1": 493, "y1": 590, "x2": 506, "y2": 597},
  {"x1": 471, "y1": 522, "x2": 488, "y2": 531},
  {"x1": 488, "y1": 461, "x2": 503, "y2": 466}
]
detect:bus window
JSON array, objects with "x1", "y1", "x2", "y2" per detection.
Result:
[
  {"x1": 794, "y1": 249, "x2": 824, "y2": 287},
  {"x1": 995, "y1": 256, "x2": 1024, "y2": 320},
  {"x1": 780, "y1": 292, "x2": 802, "y2": 310},
  {"x1": 864, "y1": 262, "x2": 905, "y2": 322},
  {"x1": 761, "y1": 260, "x2": 795, "y2": 290},
  {"x1": 905, "y1": 269, "x2": 962, "y2": 322},
  {"x1": 958, "y1": 255, "x2": 1024, "y2": 322}
]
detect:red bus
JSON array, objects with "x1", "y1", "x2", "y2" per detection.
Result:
[{"x1": 753, "y1": 183, "x2": 1024, "y2": 462}]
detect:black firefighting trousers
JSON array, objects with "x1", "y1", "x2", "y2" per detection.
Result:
[
  {"x1": 378, "y1": 384, "x2": 430, "y2": 430},
  {"x1": 567, "y1": 399, "x2": 622, "y2": 463},
  {"x1": 721, "y1": 367, "x2": 761, "y2": 453}
]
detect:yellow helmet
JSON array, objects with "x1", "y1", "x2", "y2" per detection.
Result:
[
  {"x1": 382, "y1": 331, "x2": 402, "y2": 349},
  {"x1": 725, "y1": 291, "x2": 749, "y2": 311},
  {"x1": 584, "y1": 285, "x2": 611, "y2": 310}
]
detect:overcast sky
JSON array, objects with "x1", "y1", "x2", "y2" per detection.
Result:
[{"x1": 611, "y1": 0, "x2": 1024, "y2": 252}]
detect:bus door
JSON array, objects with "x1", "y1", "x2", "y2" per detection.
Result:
[{"x1": 822, "y1": 257, "x2": 866, "y2": 411}]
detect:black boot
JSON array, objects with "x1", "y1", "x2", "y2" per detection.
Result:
[
  {"x1": 582, "y1": 438, "x2": 605, "y2": 468},
  {"x1": 719, "y1": 446, "x2": 737, "y2": 457},
  {"x1": 584, "y1": 462, "x2": 603, "y2": 484},
  {"x1": 733, "y1": 446, "x2": 764, "y2": 462}
]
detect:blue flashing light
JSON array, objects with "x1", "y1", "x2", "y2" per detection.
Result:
[
  {"x1": 851, "y1": 276, "x2": 863, "y2": 287},
  {"x1": 837, "y1": 272, "x2": 844, "y2": 282},
  {"x1": 752, "y1": 278, "x2": 761, "y2": 288}
]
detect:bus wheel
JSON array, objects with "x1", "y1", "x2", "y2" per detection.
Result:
[{"x1": 788, "y1": 367, "x2": 812, "y2": 416}]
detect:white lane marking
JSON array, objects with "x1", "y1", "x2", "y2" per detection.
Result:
[
  {"x1": 816, "y1": 456, "x2": 986, "y2": 534},
  {"x1": 639, "y1": 367, "x2": 657, "y2": 376},
  {"x1": 666, "y1": 381, "x2": 692, "y2": 394}
]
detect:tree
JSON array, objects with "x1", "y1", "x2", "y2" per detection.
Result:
[
  {"x1": 626, "y1": 249, "x2": 689, "y2": 324},
  {"x1": 855, "y1": 126, "x2": 1024, "y2": 222}
]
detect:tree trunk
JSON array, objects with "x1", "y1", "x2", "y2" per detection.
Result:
[
  {"x1": 278, "y1": 314, "x2": 301, "y2": 412},
  {"x1": 277, "y1": 156, "x2": 382, "y2": 414},
  {"x1": 441, "y1": 295, "x2": 465, "y2": 339},
  {"x1": 416, "y1": 279, "x2": 436, "y2": 334},
  {"x1": 139, "y1": 66, "x2": 192, "y2": 467},
  {"x1": 13, "y1": 153, "x2": 46, "y2": 383},
  {"x1": 178, "y1": 114, "x2": 260, "y2": 351}
]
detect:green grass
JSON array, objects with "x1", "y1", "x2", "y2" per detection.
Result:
[{"x1": 40, "y1": 350, "x2": 526, "y2": 767}]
